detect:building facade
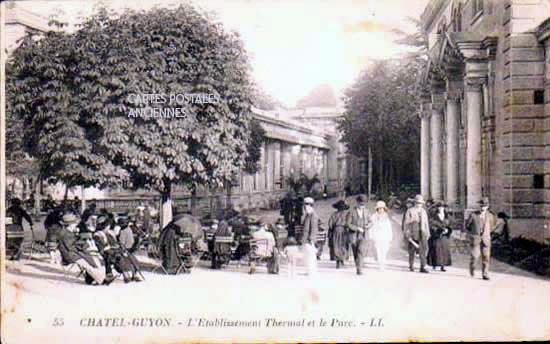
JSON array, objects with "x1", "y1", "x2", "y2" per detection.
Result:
[{"x1": 420, "y1": 0, "x2": 550, "y2": 242}]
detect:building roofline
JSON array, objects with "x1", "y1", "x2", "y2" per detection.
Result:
[
  {"x1": 5, "y1": 5, "x2": 52, "y2": 32},
  {"x1": 420, "y1": 0, "x2": 450, "y2": 33}
]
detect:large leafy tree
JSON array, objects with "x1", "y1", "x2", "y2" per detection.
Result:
[
  {"x1": 339, "y1": 58, "x2": 422, "y2": 196},
  {"x1": 7, "y1": 4, "x2": 256, "y2": 226}
]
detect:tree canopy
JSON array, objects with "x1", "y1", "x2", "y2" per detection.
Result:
[
  {"x1": 296, "y1": 84, "x2": 338, "y2": 108},
  {"x1": 7, "y1": 4, "x2": 258, "y2": 223},
  {"x1": 338, "y1": 58, "x2": 423, "y2": 194}
]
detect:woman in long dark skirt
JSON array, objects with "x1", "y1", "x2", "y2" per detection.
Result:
[
  {"x1": 427, "y1": 202, "x2": 452, "y2": 271},
  {"x1": 328, "y1": 200, "x2": 350, "y2": 269}
]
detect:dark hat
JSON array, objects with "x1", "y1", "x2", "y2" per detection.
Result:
[
  {"x1": 497, "y1": 211, "x2": 509, "y2": 219},
  {"x1": 478, "y1": 197, "x2": 490, "y2": 206},
  {"x1": 433, "y1": 200, "x2": 447, "y2": 208},
  {"x1": 332, "y1": 200, "x2": 349, "y2": 211},
  {"x1": 356, "y1": 195, "x2": 366, "y2": 204},
  {"x1": 96, "y1": 215, "x2": 109, "y2": 230},
  {"x1": 117, "y1": 216, "x2": 130, "y2": 227}
]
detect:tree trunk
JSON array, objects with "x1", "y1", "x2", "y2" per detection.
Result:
[
  {"x1": 378, "y1": 151, "x2": 383, "y2": 198},
  {"x1": 368, "y1": 145, "x2": 373, "y2": 201},
  {"x1": 160, "y1": 181, "x2": 173, "y2": 229},
  {"x1": 63, "y1": 183, "x2": 69, "y2": 201},
  {"x1": 190, "y1": 186, "x2": 199, "y2": 217},
  {"x1": 226, "y1": 181, "x2": 232, "y2": 209},
  {"x1": 80, "y1": 187, "x2": 86, "y2": 214},
  {"x1": 34, "y1": 177, "x2": 41, "y2": 215}
]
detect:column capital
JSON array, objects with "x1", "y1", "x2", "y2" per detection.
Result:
[
  {"x1": 536, "y1": 18, "x2": 550, "y2": 44},
  {"x1": 465, "y1": 77, "x2": 486, "y2": 92},
  {"x1": 482, "y1": 37, "x2": 498, "y2": 60},
  {"x1": 445, "y1": 88, "x2": 463, "y2": 102}
]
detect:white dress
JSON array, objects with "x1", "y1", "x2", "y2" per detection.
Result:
[{"x1": 370, "y1": 213, "x2": 393, "y2": 244}]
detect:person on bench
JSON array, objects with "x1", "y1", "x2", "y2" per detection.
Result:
[
  {"x1": 249, "y1": 217, "x2": 278, "y2": 274},
  {"x1": 211, "y1": 220, "x2": 233, "y2": 269},
  {"x1": 57, "y1": 213, "x2": 114, "y2": 285}
]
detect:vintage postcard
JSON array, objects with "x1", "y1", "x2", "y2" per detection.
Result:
[{"x1": 1, "y1": 0, "x2": 550, "y2": 343}]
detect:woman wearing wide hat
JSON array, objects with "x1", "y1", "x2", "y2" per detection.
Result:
[
  {"x1": 328, "y1": 200, "x2": 350, "y2": 269},
  {"x1": 370, "y1": 201, "x2": 393, "y2": 271}
]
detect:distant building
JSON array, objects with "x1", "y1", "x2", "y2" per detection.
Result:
[{"x1": 420, "y1": 0, "x2": 550, "y2": 242}]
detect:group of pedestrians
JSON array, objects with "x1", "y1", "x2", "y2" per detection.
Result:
[
  {"x1": 326, "y1": 194, "x2": 503, "y2": 280},
  {"x1": 327, "y1": 195, "x2": 393, "y2": 275}
]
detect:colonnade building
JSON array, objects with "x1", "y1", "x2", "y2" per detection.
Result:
[{"x1": 421, "y1": 0, "x2": 550, "y2": 242}]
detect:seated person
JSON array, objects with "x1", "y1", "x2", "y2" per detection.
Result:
[
  {"x1": 94, "y1": 216, "x2": 142, "y2": 283},
  {"x1": 57, "y1": 213, "x2": 114, "y2": 285},
  {"x1": 249, "y1": 217, "x2": 279, "y2": 274},
  {"x1": 211, "y1": 220, "x2": 233, "y2": 269},
  {"x1": 44, "y1": 203, "x2": 65, "y2": 264},
  {"x1": 118, "y1": 217, "x2": 135, "y2": 251},
  {"x1": 157, "y1": 219, "x2": 189, "y2": 274},
  {"x1": 282, "y1": 236, "x2": 301, "y2": 277}
]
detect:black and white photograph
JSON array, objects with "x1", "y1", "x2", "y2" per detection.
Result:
[{"x1": 1, "y1": 0, "x2": 549, "y2": 342}]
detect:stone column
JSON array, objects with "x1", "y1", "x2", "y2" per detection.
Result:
[
  {"x1": 420, "y1": 110, "x2": 431, "y2": 199},
  {"x1": 271, "y1": 141, "x2": 281, "y2": 190},
  {"x1": 465, "y1": 77, "x2": 485, "y2": 209},
  {"x1": 290, "y1": 144, "x2": 301, "y2": 179},
  {"x1": 445, "y1": 85, "x2": 462, "y2": 206},
  {"x1": 327, "y1": 136, "x2": 339, "y2": 194},
  {"x1": 430, "y1": 93, "x2": 444, "y2": 201}
]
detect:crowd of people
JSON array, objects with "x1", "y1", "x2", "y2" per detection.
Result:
[
  {"x1": 320, "y1": 193, "x2": 507, "y2": 280},
  {"x1": 6, "y1": 189, "x2": 510, "y2": 283}
]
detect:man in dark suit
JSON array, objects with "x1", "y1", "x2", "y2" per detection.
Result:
[
  {"x1": 346, "y1": 195, "x2": 371, "y2": 275},
  {"x1": 465, "y1": 197, "x2": 497, "y2": 280}
]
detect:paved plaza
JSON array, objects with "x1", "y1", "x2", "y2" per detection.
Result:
[{"x1": 3, "y1": 197, "x2": 549, "y2": 343}]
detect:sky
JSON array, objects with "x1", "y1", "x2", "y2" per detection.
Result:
[{"x1": 14, "y1": 0, "x2": 429, "y2": 107}]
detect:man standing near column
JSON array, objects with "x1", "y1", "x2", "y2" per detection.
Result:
[
  {"x1": 403, "y1": 195, "x2": 430, "y2": 273},
  {"x1": 346, "y1": 195, "x2": 371, "y2": 275},
  {"x1": 465, "y1": 197, "x2": 496, "y2": 281}
]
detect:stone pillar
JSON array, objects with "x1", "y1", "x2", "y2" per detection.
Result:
[
  {"x1": 290, "y1": 144, "x2": 301, "y2": 179},
  {"x1": 327, "y1": 137, "x2": 339, "y2": 194},
  {"x1": 430, "y1": 93, "x2": 444, "y2": 201},
  {"x1": 265, "y1": 141, "x2": 273, "y2": 191},
  {"x1": 282, "y1": 143, "x2": 292, "y2": 186},
  {"x1": 271, "y1": 141, "x2": 281, "y2": 190},
  {"x1": 420, "y1": 110, "x2": 431, "y2": 199},
  {"x1": 445, "y1": 85, "x2": 462, "y2": 206},
  {"x1": 465, "y1": 76, "x2": 485, "y2": 209}
]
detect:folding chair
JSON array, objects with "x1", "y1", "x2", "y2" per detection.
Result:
[
  {"x1": 175, "y1": 234, "x2": 195, "y2": 274},
  {"x1": 247, "y1": 238, "x2": 269, "y2": 274},
  {"x1": 149, "y1": 241, "x2": 170, "y2": 275}
]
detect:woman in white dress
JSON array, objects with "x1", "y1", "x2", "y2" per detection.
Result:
[{"x1": 370, "y1": 201, "x2": 393, "y2": 271}]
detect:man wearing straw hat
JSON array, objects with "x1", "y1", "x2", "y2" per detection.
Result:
[
  {"x1": 465, "y1": 197, "x2": 497, "y2": 281},
  {"x1": 403, "y1": 194, "x2": 431, "y2": 273}
]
